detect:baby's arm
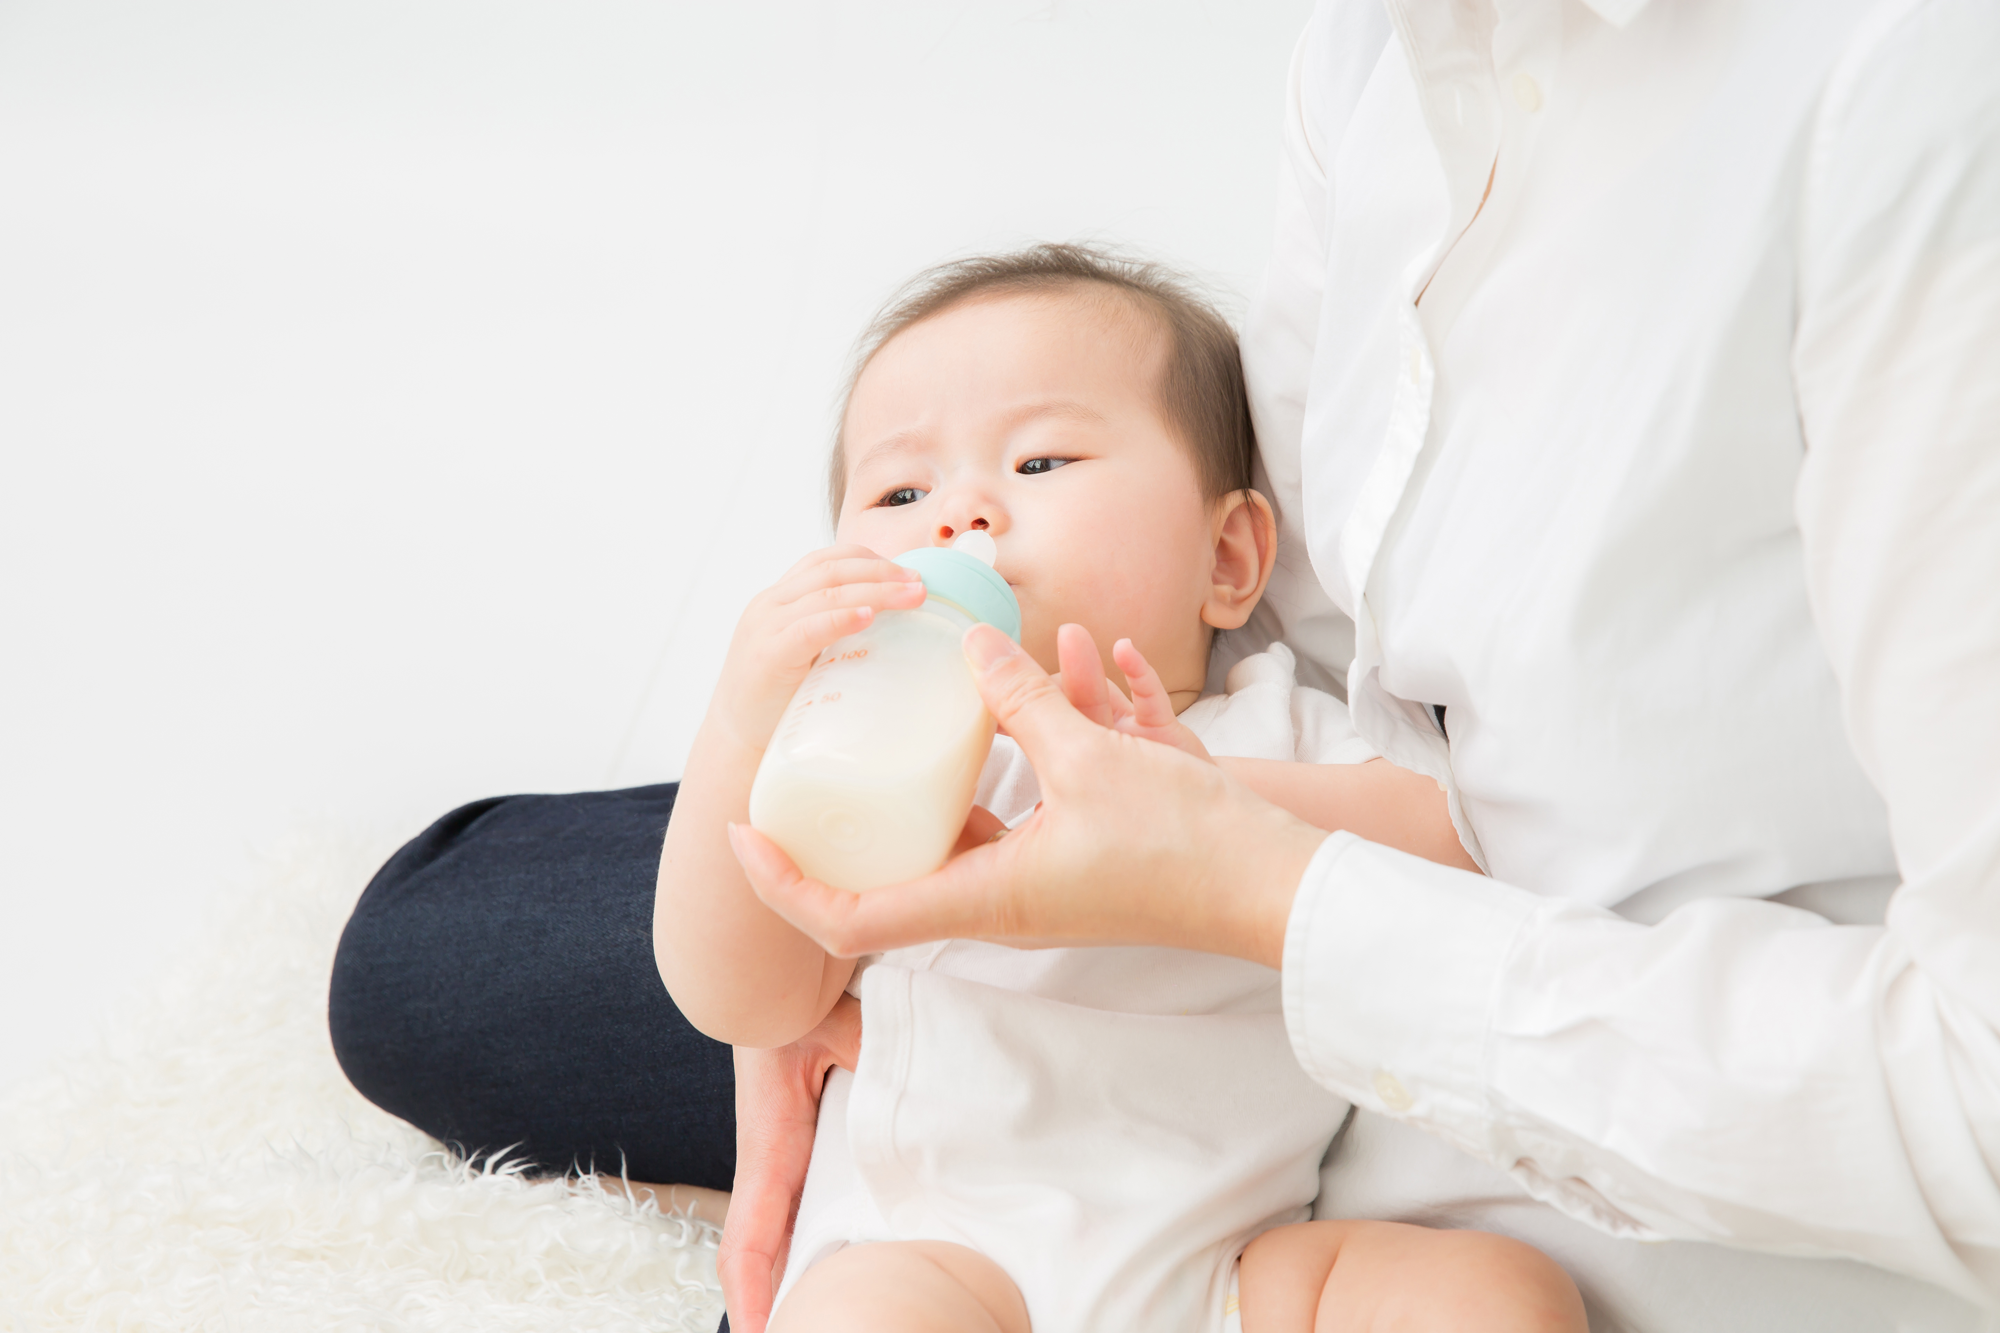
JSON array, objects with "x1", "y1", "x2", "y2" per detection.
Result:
[
  {"x1": 1090, "y1": 633, "x2": 1478, "y2": 873},
  {"x1": 1217, "y1": 757, "x2": 1478, "y2": 873},
  {"x1": 655, "y1": 546, "x2": 929, "y2": 1048}
]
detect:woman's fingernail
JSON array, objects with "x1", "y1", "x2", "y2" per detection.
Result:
[{"x1": 964, "y1": 623, "x2": 1016, "y2": 672}]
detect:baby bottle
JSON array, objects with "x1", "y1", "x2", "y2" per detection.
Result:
[{"x1": 748, "y1": 531, "x2": 1022, "y2": 892}]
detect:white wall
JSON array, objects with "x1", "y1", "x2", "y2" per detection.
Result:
[{"x1": 0, "y1": 1, "x2": 1313, "y2": 1095}]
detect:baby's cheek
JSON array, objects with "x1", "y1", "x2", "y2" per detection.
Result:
[
  {"x1": 836, "y1": 514, "x2": 918, "y2": 561},
  {"x1": 1014, "y1": 609, "x2": 1063, "y2": 678},
  {"x1": 833, "y1": 512, "x2": 883, "y2": 549}
]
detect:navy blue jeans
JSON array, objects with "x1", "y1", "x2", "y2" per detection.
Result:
[{"x1": 328, "y1": 783, "x2": 737, "y2": 1193}]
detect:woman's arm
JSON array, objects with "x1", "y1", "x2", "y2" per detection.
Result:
[{"x1": 1281, "y1": 9, "x2": 2000, "y2": 1305}]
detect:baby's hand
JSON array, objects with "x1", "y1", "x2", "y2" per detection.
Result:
[
  {"x1": 711, "y1": 545, "x2": 929, "y2": 753},
  {"x1": 1052, "y1": 623, "x2": 1213, "y2": 762}
]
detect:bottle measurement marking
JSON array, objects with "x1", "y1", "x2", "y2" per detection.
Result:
[{"x1": 807, "y1": 647, "x2": 869, "y2": 679}]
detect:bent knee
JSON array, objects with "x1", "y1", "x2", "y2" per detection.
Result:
[
  {"x1": 772, "y1": 1241, "x2": 1028, "y2": 1333},
  {"x1": 1421, "y1": 1230, "x2": 1584, "y2": 1330},
  {"x1": 1245, "y1": 1221, "x2": 1585, "y2": 1333}
]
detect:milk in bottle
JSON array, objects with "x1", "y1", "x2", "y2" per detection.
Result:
[{"x1": 748, "y1": 531, "x2": 1022, "y2": 892}]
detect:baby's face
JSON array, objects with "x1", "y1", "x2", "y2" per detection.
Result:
[{"x1": 836, "y1": 288, "x2": 1222, "y2": 696}]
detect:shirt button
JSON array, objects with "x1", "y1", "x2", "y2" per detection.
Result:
[
  {"x1": 1511, "y1": 72, "x2": 1543, "y2": 113},
  {"x1": 1372, "y1": 1069, "x2": 1415, "y2": 1112}
]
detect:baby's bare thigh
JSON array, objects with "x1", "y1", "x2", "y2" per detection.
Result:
[
  {"x1": 1239, "y1": 1219, "x2": 1586, "y2": 1333},
  {"x1": 769, "y1": 1240, "x2": 1030, "y2": 1333}
]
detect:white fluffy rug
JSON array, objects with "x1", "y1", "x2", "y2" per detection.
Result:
[{"x1": 0, "y1": 833, "x2": 724, "y2": 1331}]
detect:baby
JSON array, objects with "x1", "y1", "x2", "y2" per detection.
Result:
[{"x1": 656, "y1": 245, "x2": 1585, "y2": 1333}]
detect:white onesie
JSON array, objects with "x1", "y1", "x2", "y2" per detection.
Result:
[{"x1": 777, "y1": 646, "x2": 1376, "y2": 1333}]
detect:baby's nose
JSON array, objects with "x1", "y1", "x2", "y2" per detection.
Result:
[{"x1": 934, "y1": 515, "x2": 991, "y2": 544}]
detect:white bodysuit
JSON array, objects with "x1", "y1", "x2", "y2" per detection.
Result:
[{"x1": 776, "y1": 646, "x2": 1377, "y2": 1333}]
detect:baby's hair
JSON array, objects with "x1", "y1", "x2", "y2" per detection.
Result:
[{"x1": 827, "y1": 242, "x2": 1255, "y2": 524}]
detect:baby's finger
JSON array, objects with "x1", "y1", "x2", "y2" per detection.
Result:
[
  {"x1": 786, "y1": 574, "x2": 928, "y2": 614},
  {"x1": 774, "y1": 555, "x2": 924, "y2": 603},
  {"x1": 779, "y1": 543, "x2": 897, "y2": 579},
  {"x1": 1112, "y1": 639, "x2": 1177, "y2": 730},
  {"x1": 775, "y1": 604, "x2": 888, "y2": 663},
  {"x1": 766, "y1": 575, "x2": 927, "y2": 631}
]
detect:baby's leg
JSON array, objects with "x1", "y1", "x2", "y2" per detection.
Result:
[
  {"x1": 768, "y1": 1240, "x2": 1030, "y2": 1333},
  {"x1": 1239, "y1": 1220, "x2": 1586, "y2": 1333}
]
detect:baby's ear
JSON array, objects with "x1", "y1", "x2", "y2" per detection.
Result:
[{"x1": 1200, "y1": 489, "x2": 1277, "y2": 631}]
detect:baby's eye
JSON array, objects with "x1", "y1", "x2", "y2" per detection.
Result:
[
  {"x1": 1017, "y1": 457, "x2": 1072, "y2": 475},
  {"x1": 877, "y1": 486, "x2": 928, "y2": 507}
]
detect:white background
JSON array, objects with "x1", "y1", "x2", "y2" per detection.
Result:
[{"x1": 0, "y1": 0, "x2": 1313, "y2": 1096}]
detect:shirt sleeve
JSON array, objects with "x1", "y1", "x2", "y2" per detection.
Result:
[{"x1": 1281, "y1": 0, "x2": 2000, "y2": 1307}]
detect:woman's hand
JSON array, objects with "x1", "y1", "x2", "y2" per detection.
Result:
[
  {"x1": 719, "y1": 993, "x2": 862, "y2": 1333},
  {"x1": 727, "y1": 623, "x2": 1329, "y2": 966}
]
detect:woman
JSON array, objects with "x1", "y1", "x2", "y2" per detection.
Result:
[{"x1": 333, "y1": 1, "x2": 2000, "y2": 1327}]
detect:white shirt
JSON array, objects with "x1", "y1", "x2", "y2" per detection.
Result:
[{"x1": 1234, "y1": 0, "x2": 2000, "y2": 1322}]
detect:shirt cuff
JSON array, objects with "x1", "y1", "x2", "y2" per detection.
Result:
[{"x1": 1281, "y1": 831, "x2": 1537, "y2": 1150}]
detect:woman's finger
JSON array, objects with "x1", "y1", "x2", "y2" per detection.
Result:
[
  {"x1": 961, "y1": 623, "x2": 1104, "y2": 768},
  {"x1": 1054, "y1": 622, "x2": 1124, "y2": 727},
  {"x1": 811, "y1": 991, "x2": 864, "y2": 1074},
  {"x1": 717, "y1": 996, "x2": 863, "y2": 1333},
  {"x1": 719, "y1": 1048, "x2": 818, "y2": 1333},
  {"x1": 952, "y1": 805, "x2": 1008, "y2": 856},
  {"x1": 730, "y1": 820, "x2": 1018, "y2": 957}
]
